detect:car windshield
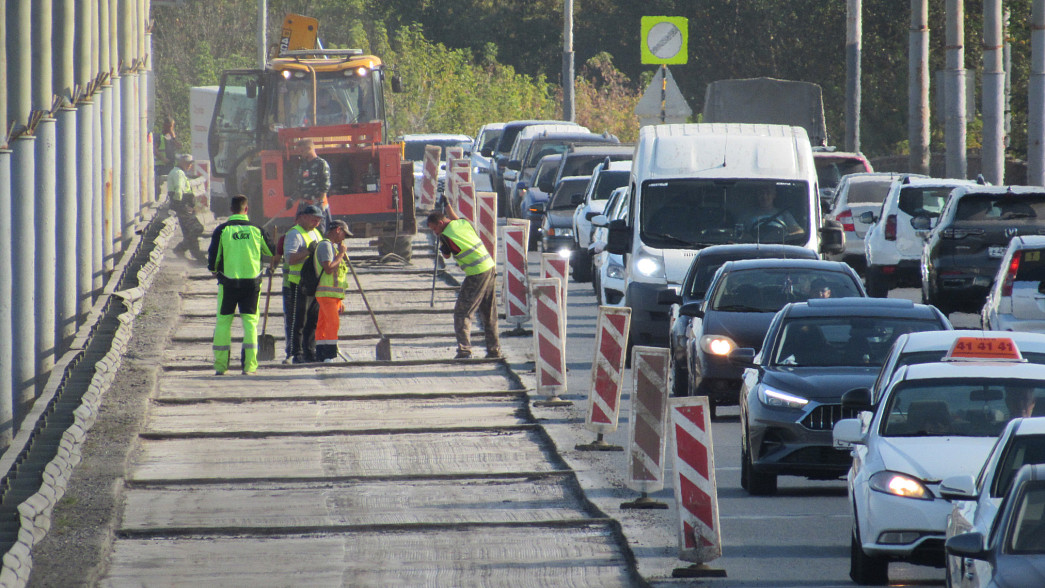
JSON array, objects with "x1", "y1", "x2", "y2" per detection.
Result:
[
  {"x1": 1007, "y1": 484, "x2": 1045, "y2": 553},
  {"x1": 403, "y1": 139, "x2": 471, "y2": 162},
  {"x1": 898, "y1": 186, "x2": 956, "y2": 219},
  {"x1": 534, "y1": 158, "x2": 562, "y2": 188},
  {"x1": 590, "y1": 171, "x2": 629, "y2": 201},
  {"x1": 955, "y1": 194, "x2": 1045, "y2": 222},
  {"x1": 550, "y1": 179, "x2": 591, "y2": 210},
  {"x1": 478, "y1": 128, "x2": 502, "y2": 153},
  {"x1": 710, "y1": 268, "x2": 861, "y2": 313},
  {"x1": 881, "y1": 378, "x2": 1045, "y2": 437},
  {"x1": 816, "y1": 158, "x2": 869, "y2": 190},
  {"x1": 641, "y1": 180, "x2": 810, "y2": 248},
  {"x1": 772, "y1": 316, "x2": 943, "y2": 367},
  {"x1": 992, "y1": 435, "x2": 1045, "y2": 500}
]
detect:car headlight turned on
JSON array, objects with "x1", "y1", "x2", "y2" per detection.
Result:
[
  {"x1": 868, "y1": 471, "x2": 932, "y2": 500},
  {"x1": 757, "y1": 386, "x2": 809, "y2": 409},
  {"x1": 556, "y1": 248, "x2": 572, "y2": 259},
  {"x1": 699, "y1": 334, "x2": 736, "y2": 356}
]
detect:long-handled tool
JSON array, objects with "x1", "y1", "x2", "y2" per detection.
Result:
[
  {"x1": 346, "y1": 257, "x2": 392, "y2": 361},
  {"x1": 258, "y1": 269, "x2": 277, "y2": 361}
]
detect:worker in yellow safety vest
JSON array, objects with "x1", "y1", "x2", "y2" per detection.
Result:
[
  {"x1": 282, "y1": 205, "x2": 324, "y2": 363},
  {"x1": 427, "y1": 203, "x2": 501, "y2": 360},
  {"x1": 313, "y1": 220, "x2": 353, "y2": 362},
  {"x1": 206, "y1": 195, "x2": 276, "y2": 375}
]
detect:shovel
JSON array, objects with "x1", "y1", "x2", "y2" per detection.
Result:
[
  {"x1": 346, "y1": 257, "x2": 392, "y2": 361},
  {"x1": 258, "y1": 270, "x2": 277, "y2": 361}
]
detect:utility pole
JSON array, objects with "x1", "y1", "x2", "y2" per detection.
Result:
[
  {"x1": 909, "y1": 0, "x2": 930, "y2": 175},
  {"x1": 1030, "y1": 0, "x2": 1045, "y2": 186},
  {"x1": 982, "y1": 0, "x2": 1005, "y2": 184},
  {"x1": 945, "y1": 0, "x2": 968, "y2": 179},
  {"x1": 562, "y1": 0, "x2": 575, "y2": 122},
  {"x1": 259, "y1": 0, "x2": 267, "y2": 68},
  {"x1": 845, "y1": 0, "x2": 861, "y2": 152}
]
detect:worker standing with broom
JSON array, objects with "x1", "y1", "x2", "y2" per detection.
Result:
[
  {"x1": 427, "y1": 203, "x2": 502, "y2": 360},
  {"x1": 314, "y1": 220, "x2": 353, "y2": 362}
]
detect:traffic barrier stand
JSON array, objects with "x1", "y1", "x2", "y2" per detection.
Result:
[
  {"x1": 502, "y1": 220, "x2": 530, "y2": 336},
  {"x1": 445, "y1": 146, "x2": 465, "y2": 162},
  {"x1": 530, "y1": 277, "x2": 571, "y2": 407},
  {"x1": 449, "y1": 159, "x2": 475, "y2": 223},
  {"x1": 669, "y1": 396, "x2": 726, "y2": 578},
  {"x1": 576, "y1": 306, "x2": 631, "y2": 451},
  {"x1": 621, "y1": 346, "x2": 670, "y2": 509},
  {"x1": 540, "y1": 253, "x2": 569, "y2": 317},
  {"x1": 418, "y1": 145, "x2": 440, "y2": 210},
  {"x1": 476, "y1": 191, "x2": 497, "y2": 266}
]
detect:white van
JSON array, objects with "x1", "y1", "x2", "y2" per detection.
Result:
[{"x1": 605, "y1": 123, "x2": 844, "y2": 346}]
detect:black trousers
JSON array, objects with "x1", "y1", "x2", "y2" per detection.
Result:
[{"x1": 282, "y1": 284, "x2": 318, "y2": 361}]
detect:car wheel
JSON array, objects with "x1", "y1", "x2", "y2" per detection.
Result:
[
  {"x1": 850, "y1": 526, "x2": 889, "y2": 585},
  {"x1": 670, "y1": 356, "x2": 687, "y2": 397},
  {"x1": 572, "y1": 248, "x2": 593, "y2": 282},
  {"x1": 864, "y1": 266, "x2": 889, "y2": 298},
  {"x1": 740, "y1": 441, "x2": 751, "y2": 491},
  {"x1": 744, "y1": 439, "x2": 777, "y2": 496},
  {"x1": 528, "y1": 229, "x2": 540, "y2": 252}
]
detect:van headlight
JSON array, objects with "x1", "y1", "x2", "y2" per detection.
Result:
[
  {"x1": 634, "y1": 253, "x2": 664, "y2": 279},
  {"x1": 699, "y1": 335, "x2": 736, "y2": 356}
]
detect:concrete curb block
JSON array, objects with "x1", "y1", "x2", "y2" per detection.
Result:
[{"x1": 0, "y1": 212, "x2": 177, "y2": 587}]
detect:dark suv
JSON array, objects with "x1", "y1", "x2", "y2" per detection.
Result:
[
  {"x1": 922, "y1": 186, "x2": 1045, "y2": 315},
  {"x1": 538, "y1": 144, "x2": 634, "y2": 195}
]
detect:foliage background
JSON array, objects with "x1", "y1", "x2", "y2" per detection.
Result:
[{"x1": 153, "y1": 0, "x2": 1034, "y2": 160}]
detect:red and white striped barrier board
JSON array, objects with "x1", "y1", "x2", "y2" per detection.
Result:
[
  {"x1": 445, "y1": 146, "x2": 465, "y2": 162},
  {"x1": 531, "y1": 277, "x2": 567, "y2": 397},
  {"x1": 502, "y1": 220, "x2": 530, "y2": 325},
  {"x1": 540, "y1": 253, "x2": 569, "y2": 316},
  {"x1": 670, "y1": 396, "x2": 723, "y2": 564},
  {"x1": 627, "y1": 346, "x2": 670, "y2": 494},
  {"x1": 476, "y1": 191, "x2": 497, "y2": 266},
  {"x1": 449, "y1": 159, "x2": 475, "y2": 223},
  {"x1": 418, "y1": 145, "x2": 440, "y2": 209},
  {"x1": 585, "y1": 306, "x2": 631, "y2": 434}
]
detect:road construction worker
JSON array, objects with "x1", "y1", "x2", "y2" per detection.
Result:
[
  {"x1": 427, "y1": 203, "x2": 501, "y2": 360},
  {"x1": 295, "y1": 138, "x2": 332, "y2": 232},
  {"x1": 206, "y1": 195, "x2": 275, "y2": 375},
  {"x1": 155, "y1": 117, "x2": 180, "y2": 177},
  {"x1": 314, "y1": 220, "x2": 353, "y2": 362},
  {"x1": 283, "y1": 205, "x2": 324, "y2": 363},
  {"x1": 167, "y1": 153, "x2": 204, "y2": 259}
]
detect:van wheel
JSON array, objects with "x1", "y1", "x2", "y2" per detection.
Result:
[{"x1": 850, "y1": 527, "x2": 889, "y2": 585}]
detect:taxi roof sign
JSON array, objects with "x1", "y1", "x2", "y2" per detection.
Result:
[{"x1": 944, "y1": 336, "x2": 1024, "y2": 361}]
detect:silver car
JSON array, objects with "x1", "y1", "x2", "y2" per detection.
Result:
[{"x1": 982, "y1": 235, "x2": 1045, "y2": 332}]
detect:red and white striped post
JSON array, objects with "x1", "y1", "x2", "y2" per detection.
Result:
[
  {"x1": 530, "y1": 277, "x2": 571, "y2": 406},
  {"x1": 622, "y1": 346, "x2": 671, "y2": 509},
  {"x1": 576, "y1": 306, "x2": 631, "y2": 451},
  {"x1": 445, "y1": 146, "x2": 465, "y2": 162},
  {"x1": 476, "y1": 191, "x2": 498, "y2": 266},
  {"x1": 540, "y1": 253, "x2": 569, "y2": 317},
  {"x1": 502, "y1": 220, "x2": 530, "y2": 335},
  {"x1": 669, "y1": 396, "x2": 726, "y2": 578},
  {"x1": 418, "y1": 145, "x2": 440, "y2": 210},
  {"x1": 449, "y1": 160, "x2": 475, "y2": 223}
]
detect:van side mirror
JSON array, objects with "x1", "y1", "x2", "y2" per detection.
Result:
[
  {"x1": 819, "y1": 219, "x2": 845, "y2": 256},
  {"x1": 606, "y1": 219, "x2": 631, "y2": 255},
  {"x1": 657, "y1": 289, "x2": 682, "y2": 305}
]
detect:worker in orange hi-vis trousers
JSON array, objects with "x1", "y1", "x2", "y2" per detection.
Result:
[{"x1": 313, "y1": 220, "x2": 352, "y2": 362}]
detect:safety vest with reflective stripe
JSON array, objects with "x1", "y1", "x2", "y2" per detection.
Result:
[
  {"x1": 285, "y1": 224, "x2": 322, "y2": 285},
  {"x1": 442, "y1": 219, "x2": 494, "y2": 276},
  {"x1": 215, "y1": 214, "x2": 273, "y2": 280},
  {"x1": 314, "y1": 240, "x2": 349, "y2": 299}
]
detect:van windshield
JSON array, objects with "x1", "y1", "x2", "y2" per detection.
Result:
[{"x1": 640, "y1": 180, "x2": 810, "y2": 248}]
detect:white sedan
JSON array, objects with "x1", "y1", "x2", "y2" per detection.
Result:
[{"x1": 834, "y1": 336, "x2": 1045, "y2": 585}]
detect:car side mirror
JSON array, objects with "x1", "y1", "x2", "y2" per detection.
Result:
[
  {"x1": 945, "y1": 532, "x2": 988, "y2": 561},
  {"x1": 480, "y1": 148, "x2": 493, "y2": 158},
  {"x1": 857, "y1": 211, "x2": 876, "y2": 224},
  {"x1": 841, "y1": 387, "x2": 873, "y2": 411},
  {"x1": 678, "y1": 301, "x2": 703, "y2": 318},
  {"x1": 606, "y1": 219, "x2": 631, "y2": 255},
  {"x1": 833, "y1": 418, "x2": 866, "y2": 447},
  {"x1": 538, "y1": 179, "x2": 553, "y2": 194},
  {"x1": 529, "y1": 202, "x2": 547, "y2": 215},
  {"x1": 910, "y1": 216, "x2": 932, "y2": 231},
  {"x1": 570, "y1": 193, "x2": 584, "y2": 206},
  {"x1": 590, "y1": 214, "x2": 609, "y2": 228},
  {"x1": 507, "y1": 160, "x2": 521, "y2": 171},
  {"x1": 585, "y1": 211, "x2": 600, "y2": 221},
  {"x1": 819, "y1": 219, "x2": 845, "y2": 256},
  {"x1": 728, "y1": 347, "x2": 756, "y2": 368},
  {"x1": 657, "y1": 289, "x2": 682, "y2": 305},
  {"x1": 939, "y1": 475, "x2": 978, "y2": 501}
]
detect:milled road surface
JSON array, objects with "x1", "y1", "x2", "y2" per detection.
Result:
[{"x1": 30, "y1": 229, "x2": 643, "y2": 587}]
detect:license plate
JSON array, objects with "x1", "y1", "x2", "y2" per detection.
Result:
[{"x1": 989, "y1": 246, "x2": 1006, "y2": 258}]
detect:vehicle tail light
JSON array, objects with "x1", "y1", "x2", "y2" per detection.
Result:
[
  {"x1": 884, "y1": 214, "x2": 897, "y2": 241},
  {"x1": 837, "y1": 209, "x2": 855, "y2": 232},
  {"x1": 1002, "y1": 252, "x2": 1020, "y2": 296}
]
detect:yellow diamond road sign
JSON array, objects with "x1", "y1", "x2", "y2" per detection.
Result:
[{"x1": 641, "y1": 16, "x2": 688, "y2": 65}]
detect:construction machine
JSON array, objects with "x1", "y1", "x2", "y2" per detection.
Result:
[{"x1": 208, "y1": 14, "x2": 415, "y2": 259}]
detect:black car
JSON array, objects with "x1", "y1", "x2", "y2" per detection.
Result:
[
  {"x1": 507, "y1": 132, "x2": 618, "y2": 215},
  {"x1": 680, "y1": 259, "x2": 867, "y2": 418},
  {"x1": 659, "y1": 245, "x2": 819, "y2": 397},
  {"x1": 922, "y1": 185, "x2": 1045, "y2": 315},
  {"x1": 735, "y1": 298, "x2": 951, "y2": 495},
  {"x1": 538, "y1": 144, "x2": 634, "y2": 195},
  {"x1": 536, "y1": 176, "x2": 590, "y2": 254},
  {"x1": 492, "y1": 120, "x2": 580, "y2": 208}
]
